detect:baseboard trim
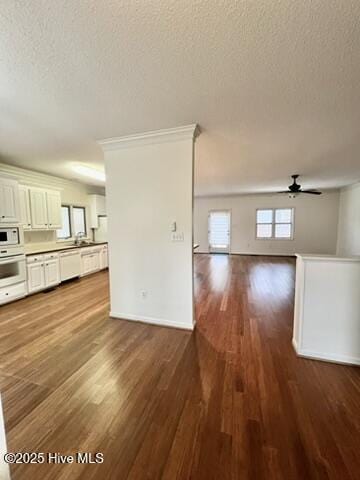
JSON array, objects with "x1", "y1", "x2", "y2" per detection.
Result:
[
  {"x1": 110, "y1": 311, "x2": 194, "y2": 331},
  {"x1": 293, "y1": 342, "x2": 360, "y2": 366},
  {"x1": 195, "y1": 251, "x2": 296, "y2": 258}
]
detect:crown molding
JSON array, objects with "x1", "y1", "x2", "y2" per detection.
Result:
[
  {"x1": 0, "y1": 161, "x2": 101, "y2": 193},
  {"x1": 97, "y1": 124, "x2": 200, "y2": 151}
]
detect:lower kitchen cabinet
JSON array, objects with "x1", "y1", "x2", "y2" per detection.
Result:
[
  {"x1": 80, "y1": 247, "x2": 101, "y2": 276},
  {"x1": 100, "y1": 245, "x2": 108, "y2": 269},
  {"x1": 27, "y1": 258, "x2": 46, "y2": 294},
  {"x1": 44, "y1": 255, "x2": 60, "y2": 287},
  {"x1": 27, "y1": 253, "x2": 60, "y2": 294}
]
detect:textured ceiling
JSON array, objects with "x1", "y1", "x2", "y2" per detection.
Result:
[{"x1": 0, "y1": 1, "x2": 359, "y2": 194}]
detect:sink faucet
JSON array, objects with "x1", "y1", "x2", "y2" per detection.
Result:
[{"x1": 74, "y1": 231, "x2": 86, "y2": 246}]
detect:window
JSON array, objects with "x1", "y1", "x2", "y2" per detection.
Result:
[
  {"x1": 73, "y1": 207, "x2": 86, "y2": 236},
  {"x1": 256, "y1": 208, "x2": 294, "y2": 239},
  {"x1": 57, "y1": 206, "x2": 71, "y2": 239},
  {"x1": 57, "y1": 205, "x2": 87, "y2": 240}
]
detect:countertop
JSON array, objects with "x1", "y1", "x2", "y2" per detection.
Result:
[
  {"x1": 25, "y1": 242, "x2": 108, "y2": 256},
  {"x1": 296, "y1": 253, "x2": 360, "y2": 263}
]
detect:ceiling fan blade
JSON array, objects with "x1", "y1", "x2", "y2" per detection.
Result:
[
  {"x1": 277, "y1": 190, "x2": 291, "y2": 194},
  {"x1": 302, "y1": 190, "x2": 322, "y2": 195}
]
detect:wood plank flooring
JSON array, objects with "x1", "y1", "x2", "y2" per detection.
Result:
[{"x1": 0, "y1": 254, "x2": 359, "y2": 479}]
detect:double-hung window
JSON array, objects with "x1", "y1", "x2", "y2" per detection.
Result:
[
  {"x1": 256, "y1": 208, "x2": 294, "y2": 239},
  {"x1": 57, "y1": 205, "x2": 87, "y2": 240}
]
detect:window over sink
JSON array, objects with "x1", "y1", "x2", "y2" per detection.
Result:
[{"x1": 57, "y1": 205, "x2": 87, "y2": 240}]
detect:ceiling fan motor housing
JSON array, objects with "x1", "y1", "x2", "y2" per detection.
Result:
[{"x1": 289, "y1": 175, "x2": 301, "y2": 192}]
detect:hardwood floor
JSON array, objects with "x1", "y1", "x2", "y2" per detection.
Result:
[{"x1": 0, "y1": 255, "x2": 359, "y2": 479}]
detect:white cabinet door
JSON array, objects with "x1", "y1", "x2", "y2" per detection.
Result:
[
  {"x1": 44, "y1": 259, "x2": 60, "y2": 287},
  {"x1": 92, "y1": 252, "x2": 100, "y2": 272},
  {"x1": 81, "y1": 254, "x2": 93, "y2": 276},
  {"x1": 100, "y1": 247, "x2": 108, "y2": 269},
  {"x1": 0, "y1": 178, "x2": 20, "y2": 224},
  {"x1": 18, "y1": 186, "x2": 32, "y2": 229},
  {"x1": 30, "y1": 189, "x2": 48, "y2": 229},
  {"x1": 27, "y1": 262, "x2": 45, "y2": 293},
  {"x1": 46, "y1": 190, "x2": 62, "y2": 229}
]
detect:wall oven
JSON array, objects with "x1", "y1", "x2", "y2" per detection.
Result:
[{"x1": 0, "y1": 254, "x2": 26, "y2": 289}]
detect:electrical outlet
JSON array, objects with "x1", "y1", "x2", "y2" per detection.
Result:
[{"x1": 171, "y1": 232, "x2": 184, "y2": 242}]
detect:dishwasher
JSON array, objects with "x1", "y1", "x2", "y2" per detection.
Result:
[{"x1": 59, "y1": 250, "x2": 81, "y2": 281}]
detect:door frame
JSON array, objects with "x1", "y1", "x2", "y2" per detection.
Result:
[{"x1": 208, "y1": 209, "x2": 231, "y2": 254}]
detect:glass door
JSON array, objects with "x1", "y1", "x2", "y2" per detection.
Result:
[{"x1": 208, "y1": 210, "x2": 231, "y2": 253}]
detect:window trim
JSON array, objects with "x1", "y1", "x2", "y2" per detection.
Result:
[
  {"x1": 57, "y1": 205, "x2": 72, "y2": 240},
  {"x1": 72, "y1": 206, "x2": 87, "y2": 237},
  {"x1": 56, "y1": 204, "x2": 89, "y2": 242},
  {"x1": 256, "y1": 207, "x2": 294, "y2": 240}
]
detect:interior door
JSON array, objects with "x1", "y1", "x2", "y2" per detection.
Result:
[{"x1": 208, "y1": 210, "x2": 231, "y2": 253}]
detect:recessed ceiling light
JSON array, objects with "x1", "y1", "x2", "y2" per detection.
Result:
[{"x1": 72, "y1": 164, "x2": 105, "y2": 182}]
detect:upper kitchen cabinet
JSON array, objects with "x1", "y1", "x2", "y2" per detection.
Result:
[
  {"x1": 46, "y1": 190, "x2": 62, "y2": 229},
  {"x1": 18, "y1": 185, "x2": 32, "y2": 229},
  {"x1": 29, "y1": 187, "x2": 62, "y2": 230},
  {"x1": 0, "y1": 177, "x2": 20, "y2": 224},
  {"x1": 30, "y1": 188, "x2": 48, "y2": 229},
  {"x1": 89, "y1": 194, "x2": 106, "y2": 228}
]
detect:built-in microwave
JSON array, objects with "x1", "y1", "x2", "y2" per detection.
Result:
[{"x1": 0, "y1": 227, "x2": 21, "y2": 246}]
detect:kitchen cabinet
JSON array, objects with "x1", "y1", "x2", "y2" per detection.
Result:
[
  {"x1": 29, "y1": 187, "x2": 62, "y2": 230},
  {"x1": 80, "y1": 247, "x2": 101, "y2": 276},
  {"x1": 89, "y1": 194, "x2": 106, "y2": 228},
  {"x1": 29, "y1": 188, "x2": 48, "y2": 229},
  {"x1": 44, "y1": 254, "x2": 60, "y2": 287},
  {"x1": 100, "y1": 245, "x2": 108, "y2": 269},
  {"x1": 46, "y1": 190, "x2": 62, "y2": 229},
  {"x1": 0, "y1": 178, "x2": 20, "y2": 224},
  {"x1": 27, "y1": 253, "x2": 60, "y2": 293},
  {"x1": 27, "y1": 258, "x2": 46, "y2": 294},
  {"x1": 18, "y1": 185, "x2": 32, "y2": 229}
]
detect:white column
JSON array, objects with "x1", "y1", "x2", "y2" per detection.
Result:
[{"x1": 98, "y1": 125, "x2": 199, "y2": 330}]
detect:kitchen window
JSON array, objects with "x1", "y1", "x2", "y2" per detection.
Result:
[
  {"x1": 57, "y1": 206, "x2": 72, "y2": 239},
  {"x1": 256, "y1": 208, "x2": 294, "y2": 239},
  {"x1": 73, "y1": 207, "x2": 86, "y2": 237},
  {"x1": 57, "y1": 205, "x2": 87, "y2": 240}
]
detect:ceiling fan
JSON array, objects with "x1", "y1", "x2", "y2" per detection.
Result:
[{"x1": 279, "y1": 174, "x2": 322, "y2": 197}]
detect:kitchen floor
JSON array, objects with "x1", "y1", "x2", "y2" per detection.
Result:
[{"x1": 0, "y1": 256, "x2": 360, "y2": 479}]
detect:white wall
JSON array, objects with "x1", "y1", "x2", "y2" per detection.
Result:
[
  {"x1": 194, "y1": 191, "x2": 339, "y2": 255},
  {"x1": 102, "y1": 127, "x2": 196, "y2": 330},
  {"x1": 337, "y1": 182, "x2": 360, "y2": 256}
]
